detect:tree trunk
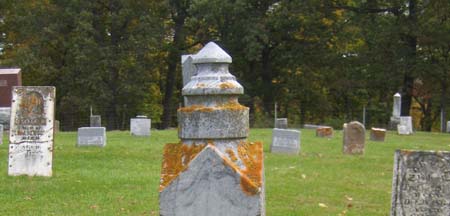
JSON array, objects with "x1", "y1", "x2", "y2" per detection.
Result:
[
  {"x1": 160, "y1": 13, "x2": 186, "y2": 129},
  {"x1": 401, "y1": 0, "x2": 417, "y2": 116}
]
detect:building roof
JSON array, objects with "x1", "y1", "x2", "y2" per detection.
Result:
[{"x1": 0, "y1": 68, "x2": 21, "y2": 75}]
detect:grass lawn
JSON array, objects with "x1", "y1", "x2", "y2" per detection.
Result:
[{"x1": 1, "y1": 128, "x2": 450, "y2": 215}]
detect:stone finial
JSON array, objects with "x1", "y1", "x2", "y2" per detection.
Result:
[
  {"x1": 394, "y1": 92, "x2": 401, "y2": 98},
  {"x1": 192, "y1": 42, "x2": 232, "y2": 64}
]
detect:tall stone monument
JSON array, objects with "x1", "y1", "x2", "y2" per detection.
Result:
[
  {"x1": 389, "y1": 93, "x2": 401, "y2": 129},
  {"x1": 159, "y1": 42, "x2": 265, "y2": 216},
  {"x1": 8, "y1": 86, "x2": 55, "y2": 176},
  {"x1": 343, "y1": 121, "x2": 365, "y2": 155},
  {"x1": 391, "y1": 150, "x2": 450, "y2": 216}
]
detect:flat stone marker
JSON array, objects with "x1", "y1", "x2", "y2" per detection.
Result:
[
  {"x1": 275, "y1": 118, "x2": 288, "y2": 129},
  {"x1": 130, "y1": 115, "x2": 151, "y2": 136},
  {"x1": 370, "y1": 127, "x2": 386, "y2": 142},
  {"x1": 270, "y1": 128, "x2": 300, "y2": 154},
  {"x1": 391, "y1": 150, "x2": 450, "y2": 216},
  {"x1": 90, "y1": 115, "x2": 101, "y2": 127},
  {"x1": 0, "y1": 124, "x2": 3, "y2": 145},
  {"x1": 77, "y1": 127, "x2": 106, "y2": 147},
  {"x1": 397, "y1": 116, "x2": 413, "y2": 135},
  {"x1": 303, "y1": 124, "x2": 326, "y2": 129},
  {"x1": 343, "y1": 121, "x2": 365, "y2": 155},
  {"x1": 316, "y1": 126, "x2": 333, "y2": 138},
  {"x1": 8, "y1": 86, "x2": 55, "y2": 177}
]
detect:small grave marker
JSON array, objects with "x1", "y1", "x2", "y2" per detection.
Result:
[
  {"x1": 270, "y1": 128, "x2": 301, "y2": 154},
  {"x1": 77, "y1": 127, "x2": 106, "y2": 147},
  {"x1": 343, "y1": 121, "x2": 365, "y2": 155}
]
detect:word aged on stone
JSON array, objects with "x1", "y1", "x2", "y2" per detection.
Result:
[
  {"x1": 8, "y1": 86, "x2": 55, "y2": 177},
  {"x1": 391, "y1": 150, "x2": 450, "y2": 216}
]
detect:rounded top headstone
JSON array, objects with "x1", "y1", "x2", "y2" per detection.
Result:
[
  {"x1": 394, "y1": 93, "x2": 401, "y2": 97},
  {"x1": 192, "y1": 42, "x2": 232, "y2": 64}
]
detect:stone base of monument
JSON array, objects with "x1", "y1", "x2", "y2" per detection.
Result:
[
  {"x1": 77, "y1": 127, "x2": 106, "y2": 147},
  {"x1": 389, "y1": 116, "x2": 400, "y2": 130},
  {"x1": 0, "y1": 107, "x2": 11, "y2": 129},
  {"x1": 159, "y1": 142, "x2": 265, "y2": 216},
  {"x1": 370, "y1": 128, "x2": 386, "y2": 142},
  {"x1": 130, "y1": 116, "x2": 151, "y2": 136},
  {"x1": 316, "y1": 126, "x2": 333, "y2": 138},
  {"x1": 270, "y1": 128, "x2": 301, "y2": 154}
]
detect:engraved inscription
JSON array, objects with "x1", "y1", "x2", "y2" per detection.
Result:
[{"x1": 392, "y1": 151, "x2": 450, "y2": 216}]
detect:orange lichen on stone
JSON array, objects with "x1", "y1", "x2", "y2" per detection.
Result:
[
  {"x1": 226, "y1": 148, "x2": 238, "y2": 162},
  {"x1": 196, "y1": 83, "x2": 206, "y2": 88},
  {"x1": 219, "y1": 82, "x2": 236, "y2": 89},
  {"x1": 237, "y1": 141, "x2": 263, "y2": 195},
  {"x1": 178, "y1": 103, "x2": 247, "y2": 113},
  {"x1": 159, "y1": 142, "x2": 206, "y2": 191}
]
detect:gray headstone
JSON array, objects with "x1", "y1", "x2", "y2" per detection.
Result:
[
  {"x1": 8, "y1": 86, "x2": 55, "y2": 177},
  {"x1": 77, "y1": 127, "x2": 106, "y2": 147},
  {"x1": 90, "y1": 115, "x2": 101, "y2": 127},
  {"x1": 130, "y1": 116, "x2": 151, "y2": 136},
  {"x1": 160, "y1": 42, "x2": 265, "y2": 216},
  {"x1": 446, "y1": 121, "x2": 450, "y2": 133},
  {"x1": 275, "y1": 118, "x2": 288, "y2": 129},
  {"x1": 391, "y1": 150, "x2": 450, "y2": 216},
  {"x1": 0, "y1": 107, "x2": 11, "y2": 129},
  {"x1": 0, "y1": 124, "x2": 3, "y2": 145},
  {"x1": 182, "y1": 55, "x2": 197, "y2": 87},
  {"x1": 343, "y1": 121, "x2": 365, "y2": 155},
  {"x1": 397, "y1": 116, "x2": 413, "y2": 135},
  {"x1": 370, "y1": 127, "x2": 386, "y2": 142},
  {"x1": 270, "y1": 128, "x2": 300, "y2": 154}
]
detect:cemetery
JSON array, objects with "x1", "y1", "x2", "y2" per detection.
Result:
[{"x1": 1, "y1": 1, "x2": 450, "y2": 215}]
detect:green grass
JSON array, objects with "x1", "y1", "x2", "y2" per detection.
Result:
[{"x1": 1, "y1": 129, "x2": 450, "y2": 215}]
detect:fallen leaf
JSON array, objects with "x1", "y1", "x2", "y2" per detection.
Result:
[
  {"x1": 289, "y1": 166, "x2": 295, "y2": 169},
  {"x1": 301, "y1": 174, "x2": 306, "y2": 179},
  {"x1": 24, "y1": 196, "x2": 32, "y2": 200},
  {"x1": 347, "y1": 203, "x2": 353, "y2": 208},
  {"x1": 318, "y1": 203, "x2": 328, "y2": 208},
  {"x1": 345, "y1": 195, "x2": 353, "y2": 201},
  {"x1": 90, "y1": 205, "x2": 98, "y2": 209}
]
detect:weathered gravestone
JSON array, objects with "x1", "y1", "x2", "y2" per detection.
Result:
[
  {"x1": 397, "y1": 116, "x2": 413, "y2": 135},
  {"x1": 90, "y1": 115, "x2": 101, "y2": 127},
  {"x1": 8, "y1": 86, "x2": 55, "y2": 176},
  {"x1": 370, "y1": 127, "x2": 386, "y2": 142},
  {"x1": 159, "y1": 42, "x2": 265, "y2": 216},
  {"x1": 182, "y1": 55, "x2": 197, "y2": 87},
  {"x1": 343, "y1": 121, "x2": 365, "y2": 155},
  {"x1": 447, "y1": 121, "x2": 450, "y2": 133},
  {"x1": 316, "y1": 126, "x2": 333, "y2": 138},
  {"x1": 77, "y1": 127, "x2": 106, "y2": 147},
  {"x1": 270, "y1": 128, "x2": 300, "y2": 154},
  {"x1": 0, "y1": 107, "x2": 11, "y2": 130},
  {"x1": 391, "y1": 150, "x2": 450, "y2": 216},
  {"x1": 0, "y1": 124, "x2": 3, "y2": 145},
  {"x1": 130, "y1": 115, "x2": 151, "y2": 136},
  {"x1": 275, "y1": 118, "x2": 288, "y2": 129}
]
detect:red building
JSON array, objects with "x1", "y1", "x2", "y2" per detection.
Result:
[{"x1": 0, "y1": 68, "x2": 22, "y2": 107}]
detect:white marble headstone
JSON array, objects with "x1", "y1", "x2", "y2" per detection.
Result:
[
  {"x1": 398, "y1": 116, "x2": 413, "y2": 135},
  {"x1": 393, "y1": 93, "x2": 401, "y2": 118},
  {"x1": 130, "y1": 115, "x2": 151, "y2": 136},
  {"x1": 8, "y1": 86, "x2": 55, "y2": 177}
]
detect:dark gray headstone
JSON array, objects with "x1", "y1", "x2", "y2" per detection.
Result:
[
  {"x1": 275, "y1": 118, "x2": 288, "y2": 129},
  {"x1": 270, "y1": 128, "x2": 300, "y2": 154},
  {"x1": 391, "y1": 150, "x2": 450, "y2": 216},
  {"x1": 77, "y1": 127, "x2": 106, "y2": 147},
  {"x1": 0, "y1": 107, "x2": 10, "y2": 129},
  {"x1": 90, "y1": 115, "x2": 101, "y2": 127}
]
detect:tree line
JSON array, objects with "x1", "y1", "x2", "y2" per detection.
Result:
[{"x1": 0, "y1": 0, "x2": 449, "y2": 131}]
